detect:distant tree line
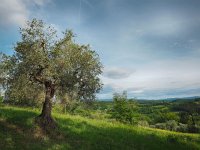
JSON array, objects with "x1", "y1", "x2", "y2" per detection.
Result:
[{"x1": 110, "y1": 91, "x2": 200, "y2": 133}]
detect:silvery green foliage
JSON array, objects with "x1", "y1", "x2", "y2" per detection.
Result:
[{"x1": 1, "y1": 19, "x2": 103, "y2": 103}]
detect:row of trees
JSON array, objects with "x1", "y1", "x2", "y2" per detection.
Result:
[{"x1": 0, "y1": 19, "x2": 103, "y2": 130}]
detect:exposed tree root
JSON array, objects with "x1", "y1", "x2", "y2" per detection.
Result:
[{"x1": 35, "y1": 114, "x2": 57, "y2": 133}]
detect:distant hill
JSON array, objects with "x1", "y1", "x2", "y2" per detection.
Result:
[
  {"x1": 98, "y1": 96, "x2": 200, "y2": 102},
  {"x1": 162, "y1": 96, "x2": 200, "y2": 102}
]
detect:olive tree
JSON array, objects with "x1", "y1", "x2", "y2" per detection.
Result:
[
  {"x1": 1, "y1": 19, "x2": 103, "y2": 129},
  {"x1": 5, "y1": 73, "x2": 44, "y2": 106}
]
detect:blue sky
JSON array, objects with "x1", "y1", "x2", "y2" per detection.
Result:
[{"x1": 0, "y1": 0, "x2": 200, "y2": 99}]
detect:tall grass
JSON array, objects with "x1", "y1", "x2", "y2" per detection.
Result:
[{"x1": 0, "y1": 105, "x2": 200, "y2": 150}]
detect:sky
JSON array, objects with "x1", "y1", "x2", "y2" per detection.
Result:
[{"x1": 0, "y1": 0, "x2": 200, "y2": 99}]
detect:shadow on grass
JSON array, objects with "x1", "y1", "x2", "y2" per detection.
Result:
[
  {"x1": 0, "y1": 107, "x2": 199, "y2": 150},
  {"x1": 0, "y1": 107, "x2": 70, "y2": 150},
  {"x1": 0, "y1": 107, "x2": 36, "y2": 128}
]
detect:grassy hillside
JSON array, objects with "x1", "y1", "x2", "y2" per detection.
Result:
[{"x1": 0, "y1": 105, "x2": 200, "y2": 150}]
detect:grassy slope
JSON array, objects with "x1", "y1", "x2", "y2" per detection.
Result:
[{"x1": 0, "y1": 105, "x2": 200, "y2": 150}]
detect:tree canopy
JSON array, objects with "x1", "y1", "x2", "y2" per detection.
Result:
[{"x1": 0, "y1": 19, "x2": 103, "y2": 129}]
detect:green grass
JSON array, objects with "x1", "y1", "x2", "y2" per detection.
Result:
[{"x1": 0, "y1": 105, "x2": 200, "y2": 150}]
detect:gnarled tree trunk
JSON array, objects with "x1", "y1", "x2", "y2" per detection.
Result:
[{"x1": 35, "y1": 81, "x2": 57, "y2": 130}]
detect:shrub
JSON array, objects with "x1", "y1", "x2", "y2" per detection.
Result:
[
  {"x1": 154, "y1": 123, "x2": 166, "y2": 130},
  {"x1": 111, "y1": 91, "x2": 136, "y2": 124},
  {"x1": 149, "y1": 125, "x2": 155, "y2": 128},
  {"x1": 63, "y1": 100, "x2": 80, "y2": 114},
  {"x1": 166, "y1": 120, "x2": 178, "y2": 131},
  {"x1": 177, "y1": 123, "x2": 188, "y2": 132},
  {"x1": 137, "y1": 120, "x2": 149, "y2": 127}
]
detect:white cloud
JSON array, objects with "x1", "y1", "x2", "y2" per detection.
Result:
[
  {"x1": 99, "y1": 57, "x2": 200, "y2": 99},
  {"x1": 129, "y1": 90, "x2": 144, "y2": 94},
  {"x1": 0, "y1": 0, "x2": 27, "y2": 26},
  {"x1": 0, "y1": 0, "x2": 50, "y2": 27}
]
